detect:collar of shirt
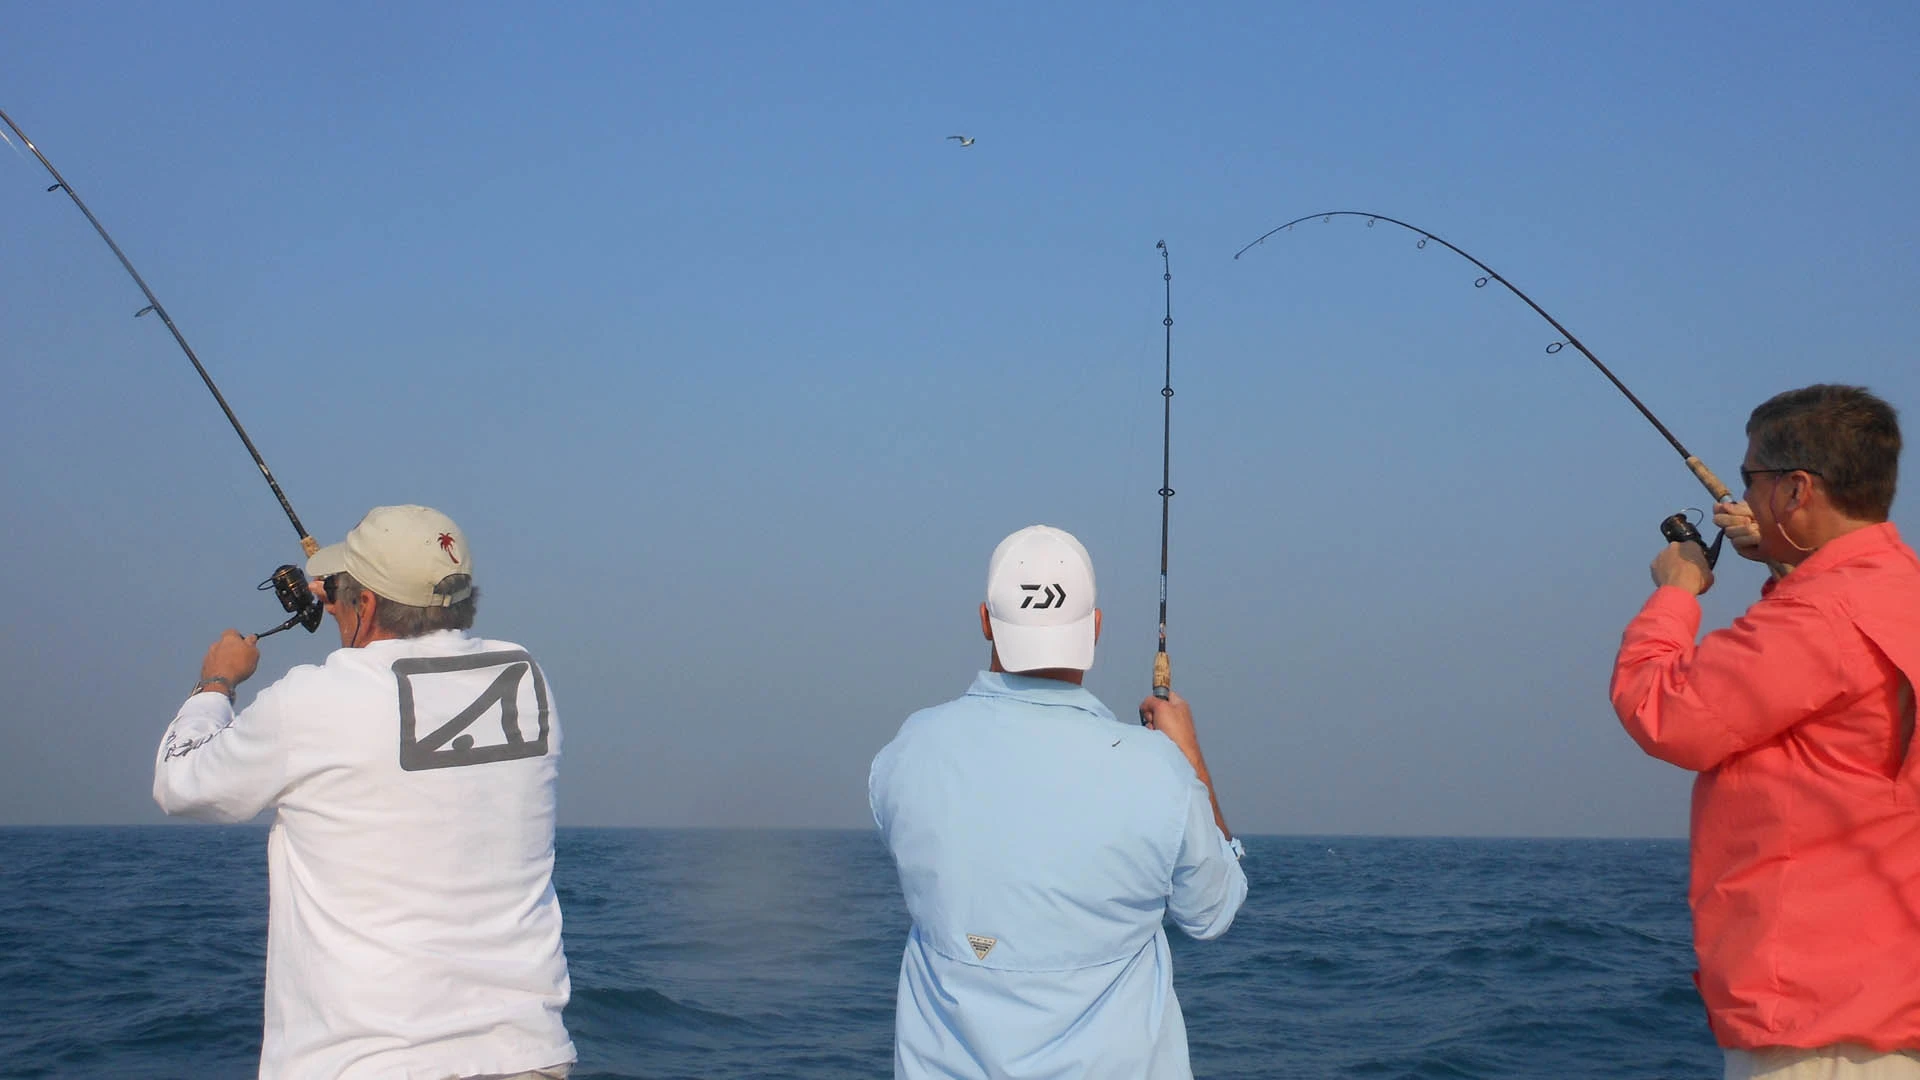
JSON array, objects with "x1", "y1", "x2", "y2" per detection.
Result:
[
  {"x1": 963, "y1": 670, "x2": 1118, "y2": 724},
  {"x1": 1762, "y1": 521, "x2": 1906, "y2": 597}
]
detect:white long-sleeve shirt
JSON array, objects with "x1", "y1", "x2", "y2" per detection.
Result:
[{"x1": 155, "y1": 629, "x2": 574, "y2": 1080}]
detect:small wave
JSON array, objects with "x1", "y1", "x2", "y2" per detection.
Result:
[{"x1": 567, "y1": 984, "x2": 752, "y2": 1030}]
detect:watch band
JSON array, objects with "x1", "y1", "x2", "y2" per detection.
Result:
[{"x1": 192, "y1": 675, "x2": 236, "y2": 700}]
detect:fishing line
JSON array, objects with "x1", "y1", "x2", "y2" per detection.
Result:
[
  {"x1": 1152, "y1": 240, "x2": 1175, "y2": 710},
  {"x1": 0, "y1": 108, "x2": 325, "y2": 636},
  {"x1": 1235, "y1": 209, "x2": 1774, "y2": 575}
]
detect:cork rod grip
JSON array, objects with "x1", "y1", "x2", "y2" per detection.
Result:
[
  {"x1": 1684, "y1": 456, "x2": 1733, "y2": 503},
  {"x1": 300, "y1": 535, "x2": 320, "y2": 557},
  {"x1": 1153, "y1": 651, "x2": 1171, "y2": 699},
  {"x1": 1684, "y1": 456, "x2": 1790, "y2": 580}
]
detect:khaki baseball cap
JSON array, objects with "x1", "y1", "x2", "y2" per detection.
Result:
[{"x1": 305, "y1": 505, "x2": 474, "y2": 608}]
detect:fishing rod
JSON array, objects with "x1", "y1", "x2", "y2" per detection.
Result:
[
  {"x1": 1, "y1": 108, "x2": 325, "y2": 638},
  {"x1": 1235, "y1": 210, "x2": 1779, "y2": 575},
  {"x1": 1151, "y1": 240, "x2": 1175, "y2": 711}
]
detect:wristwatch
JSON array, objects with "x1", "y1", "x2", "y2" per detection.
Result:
[
  {"x1": 1228, "y1": 837, "x2": 1246, "y2": 861},
  {"x1": 191, "y1": 675, "x2": 236, "y2": 701}
]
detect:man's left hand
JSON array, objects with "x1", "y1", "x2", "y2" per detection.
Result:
[
  {"x1": 1650, "y1": 541, "x2": 1714, "y2": 596},
  {"x1": 200, "y1": 629, "x2": 261, "y2": 688}
]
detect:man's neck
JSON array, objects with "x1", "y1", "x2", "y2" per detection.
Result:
[
  {"x1": 988, "y1": 656, "x2": 1085, "y2": 685},
  {"x1": 1794, "y1": 512, "x2": 1882, "y2": 553}
]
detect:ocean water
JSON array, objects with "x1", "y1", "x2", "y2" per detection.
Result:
[{"x1": 0, "y1": 828, "x2": 1720, "y2": 1079}]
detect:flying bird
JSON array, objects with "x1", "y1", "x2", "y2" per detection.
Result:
[{"x1": 946, "y1": 135, "x2": 976, "y2": 147}]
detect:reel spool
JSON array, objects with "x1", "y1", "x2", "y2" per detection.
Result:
[
  {"x1": 257, "y1": 565, "x2": 324, "y2": 638},
  {"x1": 1659, "y1": 511, "x2": 1725, "y2": 570}
]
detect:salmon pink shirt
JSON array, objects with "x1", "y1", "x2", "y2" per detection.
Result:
[{"x1": 1612, "y1": 522, "x2": 1920, "y2": 1051}]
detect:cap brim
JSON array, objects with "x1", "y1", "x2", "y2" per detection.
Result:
[
  {"x1": 988, "y1": 610, "x2": 1097, "y2": 673},
  {"x1": 305, "y1": 542, "x2": 348, "y2": 579}
]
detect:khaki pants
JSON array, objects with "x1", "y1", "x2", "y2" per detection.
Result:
[
  {"x1": 461, "y1": 1067, "x2": 571, "y2": 1080},
  {"x1": 1726, "y1": 1046, "x2": 1920, "y2": 1080}
]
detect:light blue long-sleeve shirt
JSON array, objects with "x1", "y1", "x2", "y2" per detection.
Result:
[{"x1": 870, "y1": 672, "x2": 1248, "y2": 1080}]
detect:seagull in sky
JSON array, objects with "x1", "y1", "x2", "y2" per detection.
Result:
[{"x1": 947, "y1": 135, "x2": 976, "y2": 147}]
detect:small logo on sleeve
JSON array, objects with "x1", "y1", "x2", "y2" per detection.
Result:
[{"x1": 967, "y1": 934, "x2": 997, "y2": 960}]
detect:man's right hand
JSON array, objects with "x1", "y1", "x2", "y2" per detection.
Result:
[
  {"x1": 200, "y1": 629, "x2": 261, "y2": 689},
  {"x1": 1712, "y1": 499, "x2": 1766, "y2": 562},
  {"x1": 1140, "y1": 691, "x2": 1202, "y2": 757}
]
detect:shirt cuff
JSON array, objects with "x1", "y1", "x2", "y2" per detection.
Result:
[
  {"x1": 1640, "y1": 585, "x2": 1703, "y2": 636},
  {"x1": 176, "y1": 690, "x2": 236, "y2": 724}
]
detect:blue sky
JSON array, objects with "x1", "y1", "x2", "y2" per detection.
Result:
[{"x1": 3, "y1": 2, "x2": 1916, "y2": 834}]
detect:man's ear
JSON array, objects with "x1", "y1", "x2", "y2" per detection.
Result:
[
  {"x1": 1787, "y1": 471, "x2": 1817, "y2": 512},
  {"x1": 980, "y1": 602, "x2": 994, "y2": 642},
  {"x1": 1093, "y1": 608, "x2": 1102, "y2": 644}
]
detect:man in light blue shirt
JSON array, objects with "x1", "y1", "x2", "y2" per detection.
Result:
[{"x1": 870, "y1": 524, "x2": 1248, "y2": 1080}]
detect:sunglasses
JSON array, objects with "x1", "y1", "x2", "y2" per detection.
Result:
[
  {"x1": 1739, "y1": 465, "x2": 1823, "y2": 488},
  {"x1": 321, "y1": 573, "x2": 341, "y2": 604}
]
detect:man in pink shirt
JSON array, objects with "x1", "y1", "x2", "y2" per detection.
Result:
[{"x1": 1612, "y1": 385, "x2": 1920, "y2": 1079}]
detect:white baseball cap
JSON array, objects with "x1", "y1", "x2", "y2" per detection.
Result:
[
  {"x1": 306, "y1": 505, "x2": 474, "y2": 608},
  {"x1": 986, "y1": 525, "x2": 1098, "y2": 673}
]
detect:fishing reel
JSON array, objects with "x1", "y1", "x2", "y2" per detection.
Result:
[
  {"x1": 1659, "y1": 511, "x2": 1726, "y2": 570},
  {"x1": 256, "y1": 564, "x2": 324, "y2": 639}
]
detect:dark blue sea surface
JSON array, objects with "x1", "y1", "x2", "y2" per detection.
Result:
[{"x1": 0, "y1": 828, "x2": 1719, "y2": 1079}]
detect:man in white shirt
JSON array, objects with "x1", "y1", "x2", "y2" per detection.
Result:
[{"x1": 155, "y1": 505, "x2": 574, "y2": 1080}]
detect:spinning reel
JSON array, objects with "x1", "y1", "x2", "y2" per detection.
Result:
[
  {"x1": 1659, "y1": 511, "x2": 1726, "y2": 570},
  {"x1": 257, "y1": 565, "x2": 325, "y2": 638}
]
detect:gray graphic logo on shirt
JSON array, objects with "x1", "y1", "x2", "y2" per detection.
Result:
[{"x1": 392, "y1": 650, "x2": 552, "y2": 771}]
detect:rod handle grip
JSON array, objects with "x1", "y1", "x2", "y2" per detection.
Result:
[
  {"x1": 1152, "y1": 652, "x2": 1171, "y2": 698},
  {"x1": 300, "y1": 535, "x2": 319, "y2": 557},
  {"x1": 1688, "y1": 456, "x2": 1789, "y2": 578},
  {"x1": 1684, "y1": 456, "x2": 1733, "y2": 503}
]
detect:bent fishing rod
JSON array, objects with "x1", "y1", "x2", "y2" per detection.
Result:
[
  {"x1": 1, "y1": 108, "x2": 325, "y2": 637},
  {"x1": 1236, "y1": 210, "x2": 1779, "y2": 575},
  {"x1": 1151, "y1": 240, "x2": 1175, "y2": 712}
]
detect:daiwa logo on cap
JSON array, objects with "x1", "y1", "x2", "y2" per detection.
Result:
[
  {"x1": 1019, "y1": 584, "x2": 1067, "y2": 609},
  {"x1": 986, "y1": 525, "x2": 1097, "y2": 673}
]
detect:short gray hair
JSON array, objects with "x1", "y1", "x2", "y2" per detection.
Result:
[{"x1": 331, "y1": 572, "x2": 477, "y2": 636}]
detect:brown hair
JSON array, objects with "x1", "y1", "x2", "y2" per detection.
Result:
[{"x1": 1746, "y1": 385, "x2": 1900, "y2": 520}]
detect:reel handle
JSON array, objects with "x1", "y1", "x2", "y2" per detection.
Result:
[{"x1": 257, "y1": 613, "x2": 309, "y2": 639}]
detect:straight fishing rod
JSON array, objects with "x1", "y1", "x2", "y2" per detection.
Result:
[
  {"x1": 1152, "y1": 240, "x2": 1175, "y2": 709},
  {"x1": 1236, "y1": 210, "x2": 1780, "y2": 575},
  {"x1": 1, "y1": 108, "x2": 324, "y2": 637}
]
